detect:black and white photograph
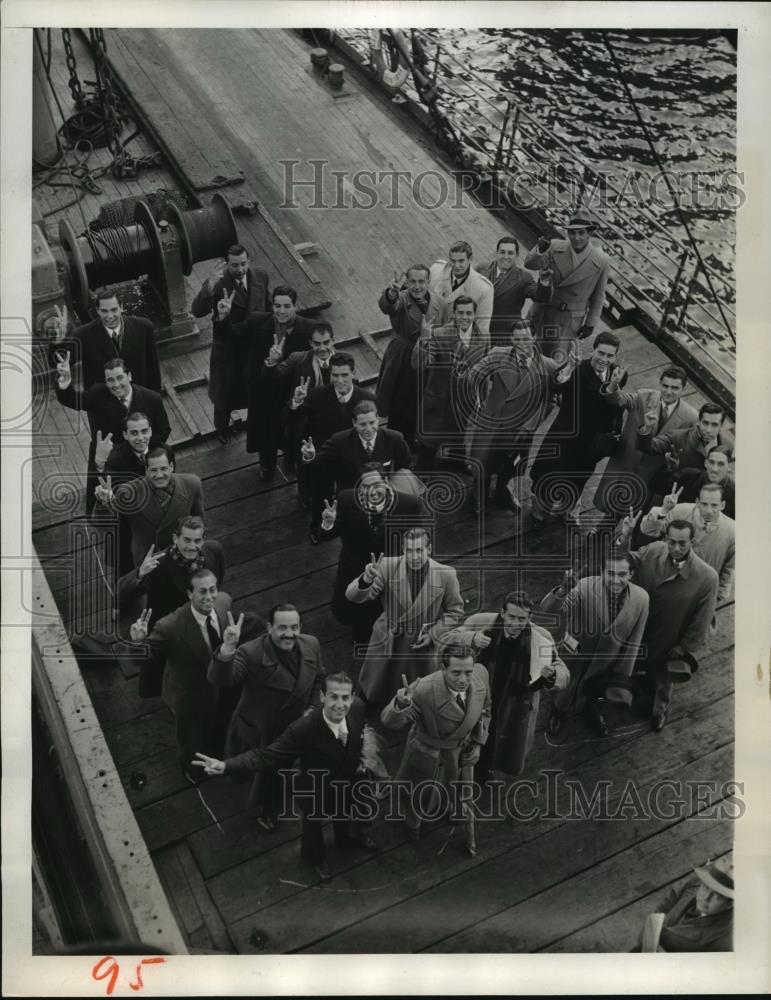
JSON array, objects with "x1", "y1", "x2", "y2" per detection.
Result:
[{"x1": 2, "y1": 1, "x2": 769, "y2": 995}]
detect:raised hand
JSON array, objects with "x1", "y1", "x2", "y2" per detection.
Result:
[
  {"x1": 300, "y1": 436, "x2": 316, "y2": 462},
  {"x1": 292, "y1": 376, "x2": 311, "y2": 408},
  {"x1": 661, "y1": 482, "x2": 684, "y2": 513},
  {"x1": 557, "y1": 567, "x2": 577, "y2": 596},
  {"x1": 664, "y1": 449, "x2": 680, "y2": 473},
  {"x1": 607, "y1": 365, "x2": 627, "y2": 391},
  {"x1": 395, "y1": 673, "x2": 417, "y2": 708},
  {"x1": 643, "y1": 407, "x2": 659, "y2": 429},
  {"x1": 536, "y1": 236, "x2": 551, "y2": 254},
  {"x1": 389, "y1": 270, "x2": 406, "y2": 293},
  {"x1": 221, "y1": 611, "x2": 244, "y2": 652},
  {"x1": 363, "y1": 551, "x2": 383, "y2": 584},
  {"x1": 620, "y1": 506, "x2": 643, "y2": 538},
  {"x1": 321, "y1": 498, "x2": 337, "y2": 530},
  {"x1": 51, "y1": 303, "x2": 69, "y2": 343},
  {"x1": 137, "y1": 543, "x2": 165, "y2": 579},
  {"x1": 54, "y1": 349, "x2": 71, "y2": 387},
  {"x1": 191, "y1": 752, "x2": 226, "y2": 776},
  {"x1": 204, "y1": 259, "x2": 226, "y2": 294},
  {"x1": 267, "y1": 333, "x2": 284, "y2": 366},
  {"x1": 94, "y1": 474, "x2": 114, "y2": 506},
  {"x1": 94, "y1": 430, "x2": 113, "y2": 469},
  {"x1": 130, "y1": 608, "x2": 152, "y2": 642},
  {"x1": 411, "y1": 623, "x2": 433, "y2": 650},
  {"x1": 540, "y1": 662, "x2": 557, "y2": 683},
  {"x1": 538, "y1": 266, "x2": 552, "y2": 285},
  {"x1": 216, "y1": 287, "x2": 236, "y2": 320},
  {"x1": 472, "y1": 629, "x2": 492, "y2": 650}
]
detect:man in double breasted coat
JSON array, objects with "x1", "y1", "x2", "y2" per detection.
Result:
[
  {"x1": 467, "y1": 320, "x2": 564, "y2": 510},
  {"x1": 346, "y1": 527, "x2": 464, "y2": 705},
  {"x1": 440, "y1": 591, "x2": 568, "y2": 781},
  {"x1": 207, "y1": 603, "x2": 325, "y2": 828},
  {"x1": 191, "y1": 244, "x2": 271, "y2": 441},
  {"x1": 376, "y1": 265, "x2": 452, "y2": 446},
  {"x1": 411, "y1": 295, "x2": 489, "y2": 468},
  {"x1": 112, "y1": 446, "x2": 203, "y2": 568},
  {"x1": 540, "y1": 551, "x2": 650, "y2": 734},
  {"x1": 129, "y1": 567, "x2": 256, "y2": 779},
  {"x1": 381, "y1": 644, "x2": 490, "y2": 852},
  {"x1": 524, "y1": 214, "x2": 610, "y2": 359},
  {"x1": 594, "y1": 365, "x2": 698, "y2": 518}
]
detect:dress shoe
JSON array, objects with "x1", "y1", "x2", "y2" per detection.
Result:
[
  {"x1": 259, "y1": 465, "x2": 276, "y2": 482},
  {"x1": 256, "y1": 815, "x2": 277, "y2": 832},
  {"x1": 465, "y1": 839, "x2": 477, "y2": 858},
  {"x1": 547, "y1": 710, "x2": 565, "y2": 737},
  {"x1": 308, "y1": 525, "x2": 321, "y2": 545},
  {"x1": 315, "y1": 862, "x2": 331, "y2": 881},
  {"x1": 584, "y1": 700, "x2": 609, "y2": 738},
  {"x1": 216, "y1": 430, "x2": 231, "y2": 445},
  {"x1": 652, "y1": 710, "x2": 668, "y2": 732}
]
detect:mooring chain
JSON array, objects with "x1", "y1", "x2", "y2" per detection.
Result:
[{"x1": 61, "y1": 28, "x2": 85, "y2": 108}]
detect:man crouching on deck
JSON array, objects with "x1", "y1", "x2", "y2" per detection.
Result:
[
  {"x1": 381, "y1": 644, "x2": 490, "y2": 856},
  {"x1": 193, "y1": 672, "x2": 377, "y2": 882}
]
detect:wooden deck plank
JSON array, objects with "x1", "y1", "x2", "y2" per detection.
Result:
[
  {"x1": 229, "y1": 717, "x2": 732, "y2": 953},
  {"x1": 426, "y1": 812, "x2": 733, "y2": 953}
]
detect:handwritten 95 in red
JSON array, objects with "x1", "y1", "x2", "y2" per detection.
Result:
[{"x1": 91, "y1": 956, "x2": 166, "y2": 995}]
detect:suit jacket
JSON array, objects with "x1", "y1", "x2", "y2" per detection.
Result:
[
  {"x1": 322, "y1": 487, "x2": 427, "y2": 620},
  {"x1": 55, "y1": 381, "x2": 171, "y2": 444},
  {"x1": 103, "y1": 441, "x2": 149, "y2": 486},
  {"x1": 440, "y1": 614, "x2": 568, "y2": 774},
  {"x1": 49, "y1": 316, "x2": 162, "y2": 393},
  {"x1": 113, "y1": 473, "x2": 204, "y2": 567},
  {"x1": 524, "y1": 238, "x2": 609, "y2": 333},
  {"x1": 428, "y1": 261, "x2": 495, "y2": 340},
  {"x1": 636, "y1": 424, "x2": 735, "y2": 483},
  {"x1": 347, "y1": 556, "x2": 465, "y2": 702},
  {"x1": 118, "y1": 538, "x2": 226, "y2": 626},
  {"x1": 214, "y1": 312, "x2": 316, "y2": 452},
  {"x1": 274, "y1": 349, "x2": 327, "y2": 392},
  {"x1": 467, "y1": 348, "x2": 562, "y2": 468},
  {"x1": 594, "y1": 389, "x2": 698, "y2": 513},
  {"x1": 224, "y1": 700, "x2": 366, "y2": 814},
  {"x1": 208, "y1": 632, "x2": 324, "y2": 759},
  {"x1": 381, "y1": 664, "x2": 491, "y2": 785},
  {"x1": 286, "y1": 384, "x2": 376, "y2": 451},
  {"x1": 531, "y1": 359, "x2": 626, "y2": 482},
  {"x1": 192, "y1": 266, "x2": 271, "y2": 410},
  {"x1": 411, "y1": 320, "x2": 489, "y2": 444},
  {"x1": 311, "y1": 427, "x2": 412, "y2": 491},
  {"x1": 140, "y1": 593, "x2": 232, "y2": 712},
  {"x1": 477, "y1": 260, "x2": 552, "y2": 343},
  {"x1": 540, "y1": 578, "x2": 649, "y2": 708},
  {"x1": 640, "y1": 504, "x2": 735, "y2": 601}
]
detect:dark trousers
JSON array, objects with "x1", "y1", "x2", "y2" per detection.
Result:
[
  {"x1": 213, "y1": 405, "x2": 231, "y2": 435},
  {"x1": 175, "y1": 709, "x2": 217, "y2": 777},
  {"x1": 300, "y1": 814, "x2": 358, "y2": 865}
]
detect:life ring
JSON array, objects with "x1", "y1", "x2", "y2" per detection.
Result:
[{"x1": 368, "y1": 29, "x2": 410, "y2": 93}]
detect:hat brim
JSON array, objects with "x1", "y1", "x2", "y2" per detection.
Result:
[
  {"x1": 566, "y1": 221, "x2": 595, "y2": 230},
  {"x1": 694, "y1": 865, "x2": 734, "y2": 899},
  {"x1": 666, "y1": 659, "x2": 694, "y2": 683}
]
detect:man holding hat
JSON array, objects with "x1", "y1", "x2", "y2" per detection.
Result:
[
  {"x1": 524, "y1": 214, "x2": 610, "y2": 359},
  {"x1": 639, "y1": 858, "x2": 733, "y2": 951}
]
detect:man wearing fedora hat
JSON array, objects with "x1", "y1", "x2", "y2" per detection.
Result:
[
  {"x1": 524, "y1": 213, "x2": 610, "y2": 360},
  {"x1": 639, "y1": 858, "x2": 733, "y2": 951}
]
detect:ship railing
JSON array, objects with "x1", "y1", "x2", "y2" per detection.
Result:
[{"x1": 335, "y1": 29, "x2": 736, "y2": 361}]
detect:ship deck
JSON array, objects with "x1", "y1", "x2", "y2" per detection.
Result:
[{"x1": 31, "y1": 27, "x2": 734, "y2": 954}]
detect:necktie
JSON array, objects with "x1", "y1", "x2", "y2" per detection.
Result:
[
  {"x1": 456, "y1": 692, "x2": 466, "y2": 711},
  {"x1": 320, "y1": 364, "x2": 331, "y2": 386},
  {"x1": 206, "y1": 613, "x2": 220, "y2": 651},
  {"x1": 364, "y1": 441, "x2": 373, "y2": 457},
  {"x1": 337, "y1": 727, "x2": 348, "y2": 747}
]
